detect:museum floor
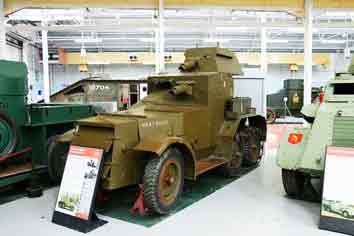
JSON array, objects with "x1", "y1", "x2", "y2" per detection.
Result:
[{"x1": 0, "y1": 125, "x2": 344, "y2": 236}]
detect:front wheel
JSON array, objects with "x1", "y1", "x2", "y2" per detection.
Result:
[
  {"x1": 143, "y1": 148, "x2": 184, "y2": 215},
  {"x1": 282, "y1": 169, "x2": 305, "y2": 199}
]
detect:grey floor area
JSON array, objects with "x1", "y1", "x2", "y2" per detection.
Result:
[{"x1": 0, "y1": 149, "x2": 344, "y2": 236}]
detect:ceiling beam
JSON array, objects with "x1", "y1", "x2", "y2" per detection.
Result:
[
  {"x1": 4, "y1": 0, "x2": 304, "y2": 15},
  {"x1": 9, "y1": 20, "x2": 354, "y2": 33},
  {"x1": 6, "y1": 0, "x2": 354, "y2": 16}
]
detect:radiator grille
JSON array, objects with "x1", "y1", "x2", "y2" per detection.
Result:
[{"x1": 333, "y1": 116, "x2": 354, "y2": 147}]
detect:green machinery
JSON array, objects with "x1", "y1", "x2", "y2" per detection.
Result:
[
  {"x1": 0, "y1": 60, "x2": 94, "y2": 194},
  {"x1": 51, "y1": 47, "x2": 267, "y2": 214},
  {"x1": 277, "y1": 68, "x2": 354, "y2": 200},
  {"x1": 266, "y1": 79, "x2": 320, "y2": 124}
]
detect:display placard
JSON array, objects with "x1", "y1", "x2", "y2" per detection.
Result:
[
  {"x1": 319, "y1": 146, "x2": 354, "y2": 235},
  {"x1": 52, "y1": 145, "x2": 107, "y2": 233}
]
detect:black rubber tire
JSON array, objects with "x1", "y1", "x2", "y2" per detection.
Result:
[
  {"x1": 282, "y1": 169, "x2": 306, "y2": 198},
  {"x1": 242, "y1": 127, "x2": 262, "y2": 167},
  {"x1": 218, "y1": 134, "x2": 243, "y2": 177},
  {"x1": 0, "y1": 111, "x2": 18, "y2": 157},
  {"x1": 47, "y1": 136, "x2": 70, "y2": 184},
  {"x1": 143, "y1": 148, "x2": 184, "y2": 215}
]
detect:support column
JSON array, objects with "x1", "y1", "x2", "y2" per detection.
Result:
[
  {"x1": 0, "y1": 0, "x2": 6, "y2": 60},
  {"x1": 155, "y1": 0, "x2": 165, "y2": 74},
  {"x1": 23, "y1": 42, "x2": 34, "y2": 102},
  {"x1": 42, "y1": 21, "x2": 50, "y2": 103},
  {"x1": 304, "y1": 0, "x2": 313, "y2": 105},
  {"x1": 154, "y1": 28, "x2": 160, "y2": 74},
  {"x1": 260, "y1": 16, "x2": 268, "y2": 73}
]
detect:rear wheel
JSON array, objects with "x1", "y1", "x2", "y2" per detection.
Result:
[
  {"x1": 47, "y1": 136, "x2": 70, "y2": 184},
  {"x1": 282, "y1": 169, "x2": 306, "y2": 198},
  {"x1": 218, "y1": 134, "x2": 243, "y2": 177},
  {"x1": 143, "y1": 148, "x2": 184, "y2": 215},
  {"x1": 242, "y1": 127, "x2": 263, "y2": 167}
]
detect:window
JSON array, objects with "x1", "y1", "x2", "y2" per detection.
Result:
[{"x1": 333, "y1": 84, "x2": 354, "y2": 95}]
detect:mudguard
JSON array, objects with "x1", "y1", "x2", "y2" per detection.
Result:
[
  {"x1": 215, "y1": 120, "x2": 240, "y2": 161},
  {"x1": 301, "y1": 103, "x2": 319, "y2": 118},
  {"x1": 133, "y1": 137, "x2": 197, "y2": 179},
  {"x1": 276, "y1": 127, "x2": 311, "y2": 170}
]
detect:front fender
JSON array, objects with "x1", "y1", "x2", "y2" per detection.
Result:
[
  {"x1": 276, "y1": 127, "x2": 311, "y2": 170},
  {"x1": 133, "y1": 137, "x2": 197, "y2": 179}
]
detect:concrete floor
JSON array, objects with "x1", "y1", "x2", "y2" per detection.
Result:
[{"x1": 0, "y1": 126, "x2": 344, "y2": 236}]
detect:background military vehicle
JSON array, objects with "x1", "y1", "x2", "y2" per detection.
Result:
[
  {"x1": 277, "y1": 65, "x2": 354, "y2": 200},
  {"x1": 0, "y1": 60, "x2": 94, "y2": 193},
  {"x1": 266, "y1": 79, "x2": 320, "y2": 124},
  {"x1": 49, "y1": 77, "x2": 148, "y2": 112},
  {"x1": 50, "y1": 47, "x2": 267, "y2": 214}
]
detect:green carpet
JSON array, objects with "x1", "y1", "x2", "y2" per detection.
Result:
[{"x1": 97, "y1": 166, "x2": 257, "y2": 227}]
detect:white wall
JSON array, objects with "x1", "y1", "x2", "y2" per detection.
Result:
[
  {"x1": 4, "y1": 44, "x2": 21, "y2": 62},
  {"x1": 244, "y1": 53, "x2": 351, "y2": 95}
]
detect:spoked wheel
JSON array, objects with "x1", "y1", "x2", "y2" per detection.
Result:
[
  {"x1": 0, "y1": 112, "x2": 18, "y2": 158},
  {"x1": 242, "y1": 127, "x2": 263, "y2": 167},
  {"x1": 266, "y1": 108, "x2": 276, "y2": 124},
  {"x1": 47, "y1": 136, "x2": 70, "y2": 184},
  {"x1": 143, "y1": 148, "x2": 184, "y2": 215},
  {"x1": 282, "y1": 169, "x2": 306, "y2": 199},
  {"x1": 218, "y1": 134, "x2": 243, "y2": 177}
]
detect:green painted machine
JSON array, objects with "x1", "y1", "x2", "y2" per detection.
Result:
[
  {"x1": 0, "y1": 60, "x2": 95, "y2": 194},
  {"x1": 266, "y1": 79, "x2": 320, "y2": 124},
  {"x1": 277, "y1": 68, "x2": 354, "y2": 200},
  {"x1": 51, "y1": 47, "x2": 267, "y2": 215}
]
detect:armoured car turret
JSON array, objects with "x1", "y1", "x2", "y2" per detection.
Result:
[
  {"x1": 277, "y1": 65, "x2": 354, "y2": 200},
  {"x1": 49, "y1": 47, "x2": 267, "y2": 214}
]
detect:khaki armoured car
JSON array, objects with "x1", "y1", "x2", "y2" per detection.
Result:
[{"x1": 49, "y1": 47, "x2": 267, "y2": 214}]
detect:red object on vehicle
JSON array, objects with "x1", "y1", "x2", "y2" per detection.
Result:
[
  {"x1": 0, "y1": 147, "x2": 32, "y2": 163},
  {"x1": 288, "y1": 133, "x2": 303, "y2": 144},
  {"x1": 130, "y1": 184, "x2": 147, "y2": 216},
  {"x1": 319, "y1": 90, "x2": 325, "y2": 104}
]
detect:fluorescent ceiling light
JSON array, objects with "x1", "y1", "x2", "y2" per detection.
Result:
[
  {"x1": 268, "y1": 39, "x2": 289, "y2": 43},
  {"x1": 321, "y1": 39, "x2": 346, "y2": 44},
  {"x1": 216, "y1": 26, "x2": 248, "y2": 31},
  {"x1": 325, "y1": 11, "x2": 348, "y2": 17},
  {"x1": 287, "y1": 27, "x2": 318, "y2": 33},
  {"x1": 204, "y1": 38, "x2": 230, "y2": 43},
  {"x1": 139, "y1": 38, "x2": 155, "y2": 42},
  {"x1": 74, "y1": 38, "x2": 103, "y2": 43}
]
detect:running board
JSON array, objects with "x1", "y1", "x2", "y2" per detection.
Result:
[{"x1": 196, "y1": 158, "x2": 228, "y2": 176}]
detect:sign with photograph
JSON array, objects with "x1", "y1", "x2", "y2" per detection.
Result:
[
  {"x1": 319, "y1": 146, "x2": 354, "y2": 235},
  {"x1": 52, "y1": 145, "x2": 107, "y2": 233}
]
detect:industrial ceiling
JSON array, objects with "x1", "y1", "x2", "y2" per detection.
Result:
[{"x1": 5, "y1": 8, "x2": 354, "y2": 54}]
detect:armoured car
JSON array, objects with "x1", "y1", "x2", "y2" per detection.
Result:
[{"x1": 50, "y1": 47, "x2": 267, "y2": 214}]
